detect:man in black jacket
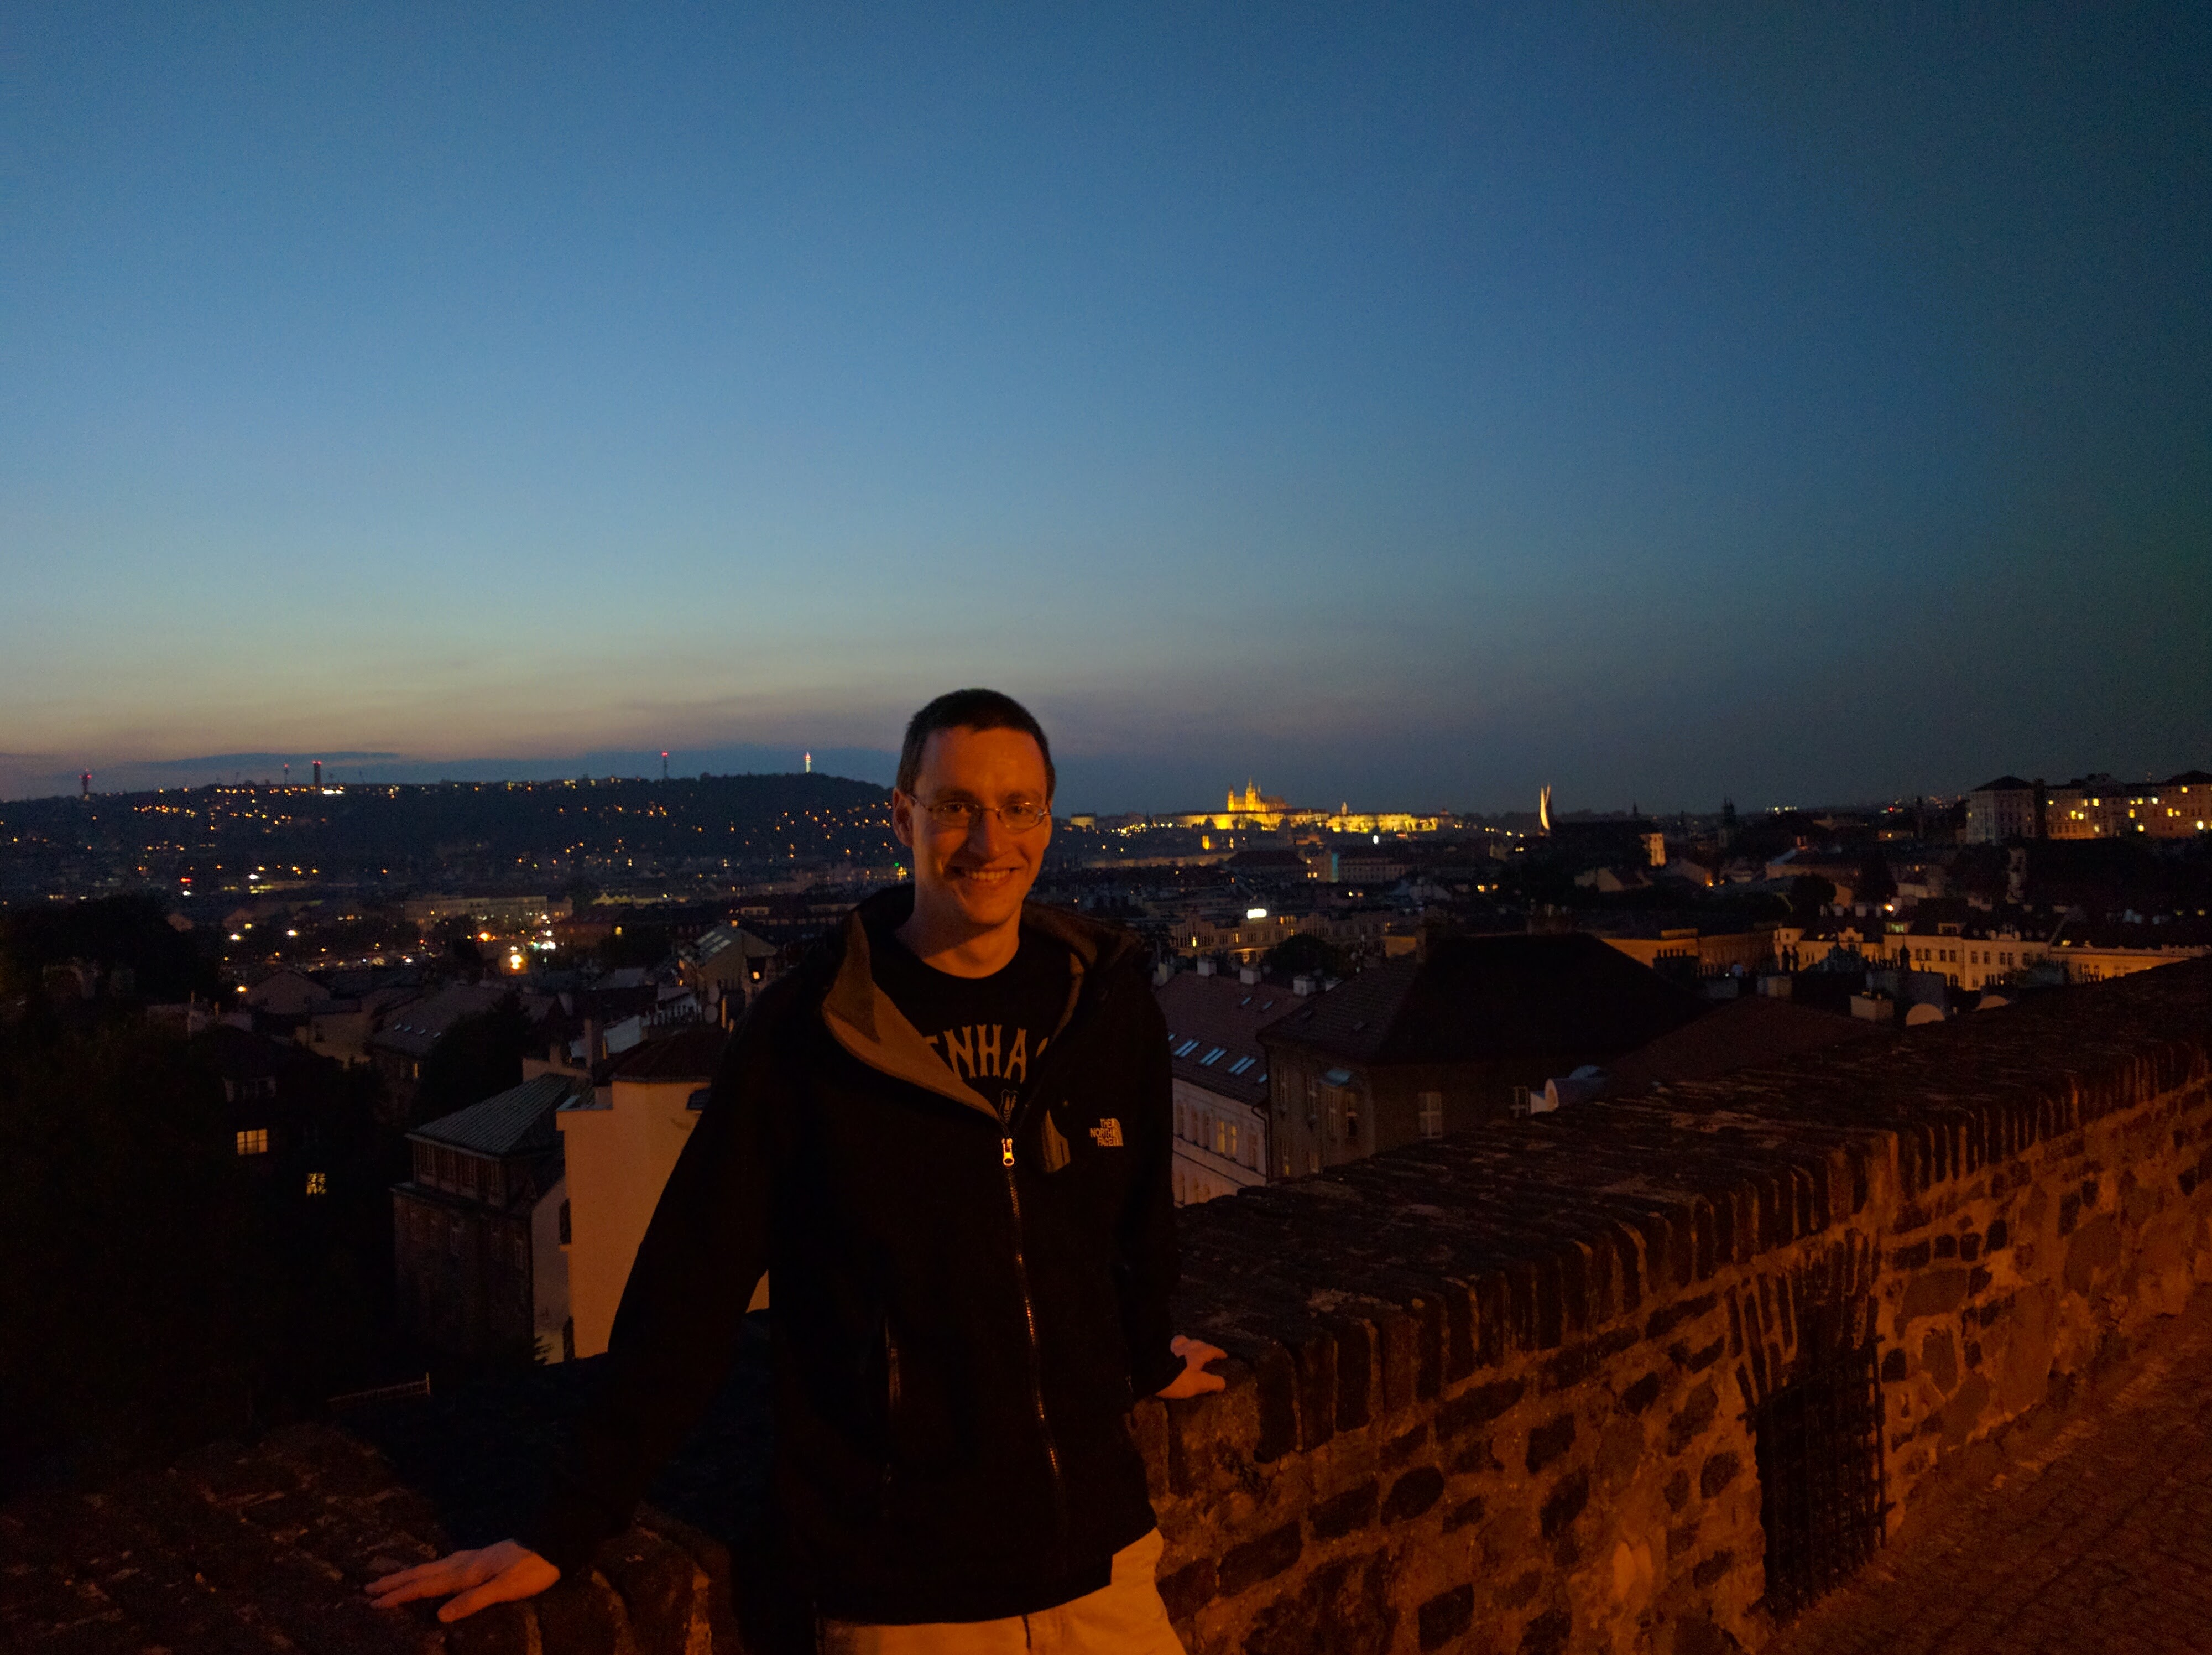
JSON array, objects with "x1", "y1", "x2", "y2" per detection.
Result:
[{"x1": 370, "y1": 689, "x2": 1223, "y2": 1651}]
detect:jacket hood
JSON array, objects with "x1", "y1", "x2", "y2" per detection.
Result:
[{"x1": 817, "y1": 884, "x2": 1145, "y2": 1123}]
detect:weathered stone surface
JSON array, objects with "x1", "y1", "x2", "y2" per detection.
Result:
[
  {"x1": 1310, "y1": 1480, "x2": 1377, "y2": 1540},
  {"x1": 1381, "y1": 1466, "x2": 1443, "y2": 1524},
  {"x1": 1435, "y1": 1376, "x2": 1524, "y2": 1438},
  {"x1": 1416, "y1": 1584, "x2": 1473, "y2": 1651},
  {"x1": 1217, "y1": 1522, "x2": 1302, "y2": 1598},
  {"x1": 1238, "y1": 1549, "x2": 1394, "y2": 1655},
  {"x1": 1525, "y1": 1414, "x2": 1576, "y2": 1472},
  {"x1": 15, "y1": 961, "x2": 2212, "y2": 1655},
  {"x1": 1538, "y1": 1470, "x2": 1589, "y2": 1539},
  {"x1": 1158, "y1": 1556, "x2": 1218, "y2": 1622}
]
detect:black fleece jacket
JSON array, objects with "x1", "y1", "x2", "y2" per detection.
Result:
[{"x1": 521, "y1": 889, "x2": 1182, "y2": 1623}]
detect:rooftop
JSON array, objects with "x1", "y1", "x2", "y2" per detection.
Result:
[
  {"x1": 1258, "y1": 932, "x2": 1702, "y2": 1065},
  {"x1": 408, "y1": 1071, "x2": 586, "y2": 1157},
  {"x1": 1156, "y1": 972, "x2": 1297, "y2": 1107}
]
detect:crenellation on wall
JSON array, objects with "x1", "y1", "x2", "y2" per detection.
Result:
[{"x1": 1152, "y1": 958, "x2": 2212, "y2": 1654}]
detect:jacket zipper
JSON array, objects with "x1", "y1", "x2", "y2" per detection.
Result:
[
  {"x1": 1000, "y1": 1133, "x2": 1068, "y2": 1562},
  {"x1": 881, "y1": 1319, "x2": 901, "y2": 1510}
]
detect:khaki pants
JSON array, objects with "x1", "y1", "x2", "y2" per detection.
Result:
[{"x1": 818, "y1": 1529, "x2": 1186, "y2": 1654}]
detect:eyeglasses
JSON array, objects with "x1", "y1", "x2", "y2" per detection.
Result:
[{"x1": 911, "y1": 797, "x2": 1051, "y2": 833}]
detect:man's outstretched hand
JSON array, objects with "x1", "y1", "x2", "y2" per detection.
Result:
[
  {"x1": 1156, "y1": 1333, "x2": 1228, "y2": 1399},
  {"x1": 364, "y1": 1539, "x2": 560, "y2": 1622}
]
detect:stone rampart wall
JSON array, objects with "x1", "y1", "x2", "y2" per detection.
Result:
[
  {"x1": 1142, "y1": 959, "x2": 2212, "y2": 1655},
  {"x1": 10, "y1": 963, "x2": 2208, "y2": 1655}
]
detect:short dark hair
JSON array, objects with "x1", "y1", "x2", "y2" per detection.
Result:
[{"x1": 896, "y1": 688, "x2": 1056, "y2": 802}]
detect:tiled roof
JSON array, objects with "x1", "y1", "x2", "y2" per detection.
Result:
[
  {"x1": 1260, "y1": 934, "x2": 1701, "y2": 1065},
  {"x1": 1155, "y1": 974, "x2": 1297, "y2": 1106},
  {"x1": 1603, "y1": 995, "x2": 1896, "y2": 1094},
  {"x1": 410, "y1": 1072, "x2": 586, "y2": 1157},
  {"x1": 610, "y1": 1022, "x2": 732, "y2": 1084},
  {"x1": 1972, "y1": 776, "x2": 2036, "y2": 793},
  {"x1": 692, "y1": 924, "x2": 776, "y2": 962},
  {"x1": 1255, "y1": 958, "x2": 1420, "y2": 1064},
  {"x1": 366, "y1": 983, "x2": 515, "y2": 1060}
]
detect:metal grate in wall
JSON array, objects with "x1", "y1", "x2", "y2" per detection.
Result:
[{"x1": 1751, "y1": 1341, "x2": 1888, "y2": 1616}]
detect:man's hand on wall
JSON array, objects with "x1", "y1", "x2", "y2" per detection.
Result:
[
  {"x1": 365, "y1": 1540, "x2": 560, "y2": 1622},
  {"x1": 1156, "y1": 1334, "x2": 1228, "y2": 1398}
]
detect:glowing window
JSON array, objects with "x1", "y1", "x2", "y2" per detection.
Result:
[
  {"x1": 234, "y1": 1128, "x2": 269, "y2": 1156},
  {"x1": 305, "y1": 1170, "x2": 327, "y2": 1195}
]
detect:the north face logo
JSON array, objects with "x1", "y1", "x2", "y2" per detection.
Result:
[{"x1": 1089, "y1": 1118, "x2": 1124, "y2": 1148}]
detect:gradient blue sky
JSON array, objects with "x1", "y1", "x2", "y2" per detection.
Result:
[{"x1": 4, "y1": 3, "x2": 2207, "y2": 810}]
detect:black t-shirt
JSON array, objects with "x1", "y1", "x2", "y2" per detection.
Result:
[{"x1": 872, "y1": 923, "x2": 1072, "y2": 1125}]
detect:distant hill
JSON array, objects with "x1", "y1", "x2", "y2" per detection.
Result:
[{"x1": 0, "y1": 772, "x2": 896, "y2": 895}]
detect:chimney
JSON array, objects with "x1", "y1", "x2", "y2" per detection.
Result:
[
  {"x1": 1196, "y1": 958, "x2": 1215, "y2": 977},
  {"x1": 313, "y1": 760, "x2": 322, "y2": 787},
  {"x1": 1238, "y1": 965, "x2": 1261, "y2": 985},
  {"x1": 1292, "y1": 974, "x2": 1316, "y2": 996}
]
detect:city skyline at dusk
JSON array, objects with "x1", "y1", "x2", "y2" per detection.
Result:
[{"x1": 6, "y1": 4, "x2": 2207, "y2": 811}]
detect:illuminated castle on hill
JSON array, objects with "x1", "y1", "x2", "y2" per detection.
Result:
[
  {"x1": 1173, "y1": 780, "x2": 1441, "y2": 836},
  {"x1": 1228, "y1": 779, "x2": 1288, "y2": 816}
]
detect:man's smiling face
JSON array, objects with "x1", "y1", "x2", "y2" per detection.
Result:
[{"x1": 892, "y1": 725, "x2": 1053, "y2": 942}]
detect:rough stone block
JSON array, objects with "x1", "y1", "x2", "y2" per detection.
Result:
[
  {"x1": 1544, "y1": 1325, "x2": 1641, "y2": 1393},
  {"x1": 533, "y1": 1570, "x2": 632, "y2": 1655},
  {"x1": 1525, "y1": 1414, "x2": 1575, "y2": 1473},
  {"x1": 1898, "y1": 1268, "x2": 1974, "y2": 1324},
  {"x1": 1383, "y1": 1467, "x2": 1444, "y2": 1524},
  {"x1": 1446, "y1": 1435, "x2": 1499, "y2": 1476},
  {"x1": 1240, "y1": 1548, "x2": 1395, "y2": 1655},
  {"x1": 635, "y1": 1508, "x2": 739, "y2": 1655},
  {"x1": 1252, "y1": 1342, "x2": 1301, "y2": 1462},
  {"x1": 1520, "y1": 1605, "x2": 1573, "y2": 1655},
  {"x1": 1538, "y1": 1471, "x2": 1589, "y2": 1540},
  {"x1": 1619, "y1": 1371, "x2": 1662, "y2": 1415},
  {"x1": 595, "y1": 1528, "x2": 700, "y2": 1655},
  {"x1": 1381, "y1": 1424, "x2": 1430, "y2": 1467},
  {"x1": 1664, "y1": 1382, "x2": 1719, "y2": 1455},
  {"x1": 1167, "y1": 1361, "x2": 1262, "y2": 1496},
  {"x1": 1311, "y1": 1480, "x2": 1379, "y2": 1540},
  {"x1": 1157, "y1": 1556, "x2": 1217, "y2": 1622},
  {"x1": 1417, "y1": 1584, "x2": 1474, "y2": 1651},
  {"x1": 444, "y1": 1604, "x2": 538, "y2": 1655},
  {"x1": 1595, "y1": 1415, "x2": 1645, "y2": 1492},
  {"x1": 2064, "y1": 1215, "x2": 2122, "y2": 1294},
  {"x1": 1217, "y1": 1522, "x2": 1302, "y2": 1598},
  {"x1": 1498, "y1": 1567, "x2": 1545, "y2": 1610},
  {"x1": 1646, "y1": 1293, "x2": 1719, "y2": 1342},
  {"x1": 1698, "y1": 1451, "x2": 1740, "y2": 1499},
  {"x1": 1436, "y1": 1377, "x2": 1525, "y2": 1440}
]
